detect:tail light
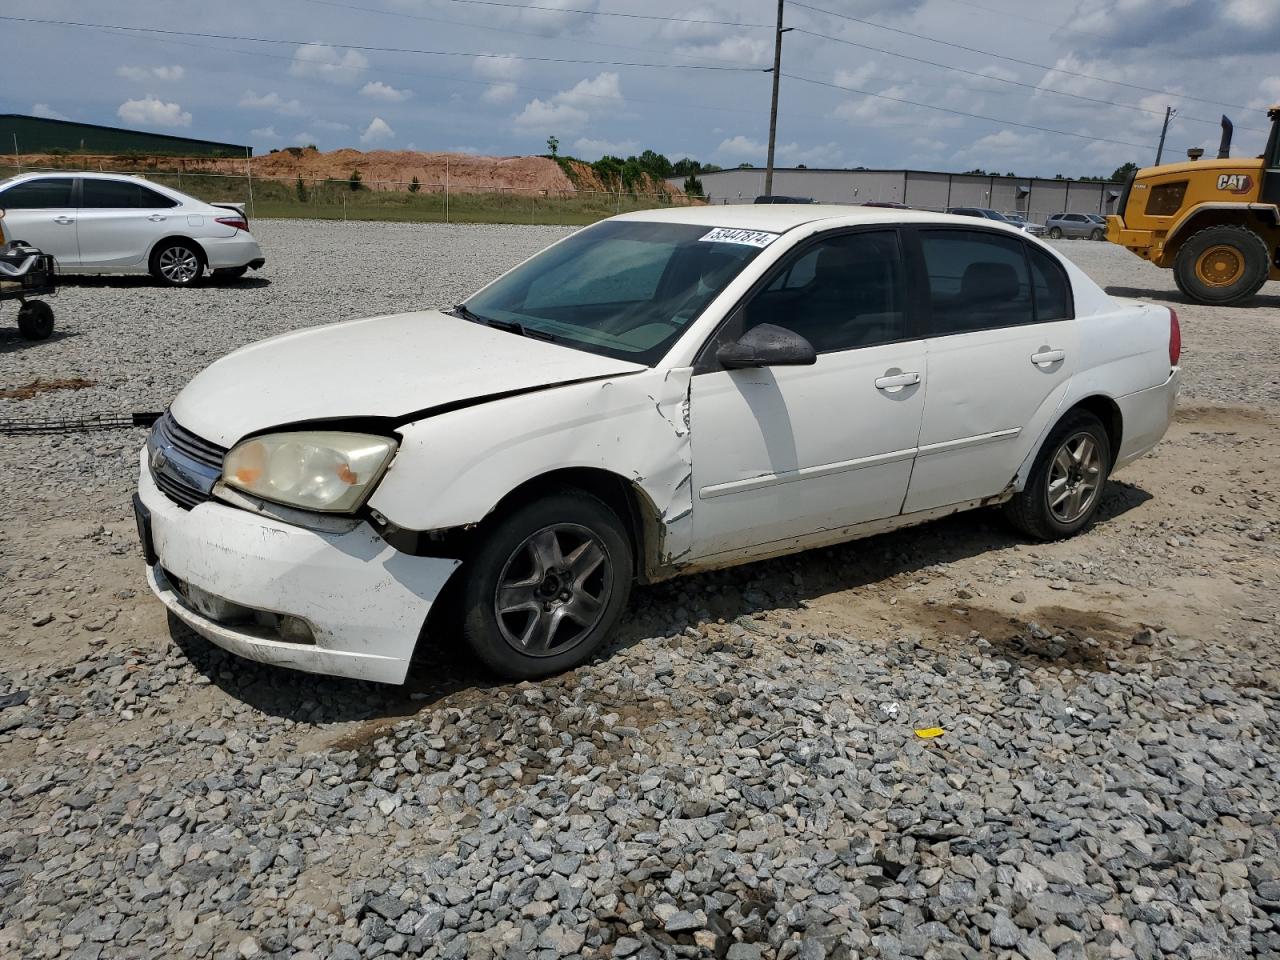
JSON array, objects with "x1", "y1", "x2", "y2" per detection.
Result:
[
  {"x1": 1168, "y1": 308, "x2": 1181, "y2": 367},
  {"x1": 215, "y1": 215, "x2": 249, "y2": 232}
]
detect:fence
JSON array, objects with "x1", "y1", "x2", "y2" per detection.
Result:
[{"x1": 0, "y1": 160, "x2": 701, "y2": 227}]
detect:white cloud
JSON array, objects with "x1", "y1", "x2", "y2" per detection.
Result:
[
  {"x1": 250, "y1": 126, "x2": 278, "y2": 140},
  {"x1": 289, "y1": 44, "x2": 368, "y2": 85},
  {"x1": 554, "y1": 72, "x2": 622, "y2": 109},
  {"x1": 117, "y1": 96, "x2": 192, "y2": 128},
  {"x1": 292, "y1": 131, "x2": 317, "y2": 146},
  {"x1": 482, "y1": 83, "x2": 518, "y2": 104},
  {"x1": 573, "y1": 136, "x2": 639, "y2": 158},
  {"x1": 715, "y1": 135, "x2": 767, "y2": 160},
  {"x1": 360, "y1": 116, "x2": 395, "y2": 144},
  {"x1": 713, "y1": 136, "x2": 846, "y2": 167},
  {"x1": 674, "y1": 34, "x2": 770, "y2": 66},
  {"x1": 117, "y1": 65, "x2": 185, "y2": 82},
  {"x1": 361, "y1": 81, "x2": 412, "y2": 102},
  {"x1": 239, "y1": 90, "x2": 306, "y2": 116},
  {"x1": 473, "y1": 53, "x2": 524, "y2": 80},
  {"x1": 512, "y1": 71, "x2": 621, "y2": 132},
  {"x1": 31, "y1": 103, "x2": 68, "y2": 121},
  {"x1": 514, "y1": 99, "x2": 589, "y2": 133}
]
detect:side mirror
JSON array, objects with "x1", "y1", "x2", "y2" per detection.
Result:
[{"x1": 716, "y1": 322, "x2": 817, "y2": 369}]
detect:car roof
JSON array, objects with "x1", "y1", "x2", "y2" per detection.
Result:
[
  {"x1": 617, "y1": 204, "x2": 1027, "y2": 234},
  {"x1": 2, "y1": 170, "x2": 154, "y2": 183}
]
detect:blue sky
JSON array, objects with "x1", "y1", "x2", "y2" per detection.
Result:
[{"x1": 4, "y1": 0, "x2": 1278, "y2": 177}]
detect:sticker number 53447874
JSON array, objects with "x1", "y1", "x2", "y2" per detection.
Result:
[{"x1": 699, "y1": 227, "x2": 780, "y2": 248}]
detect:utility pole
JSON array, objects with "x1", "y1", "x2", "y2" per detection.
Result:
[
  {"x1": 1154, "y1": 106, "x2": 1176, "y2": 166},
  {"x1": 764, "y1": 0, "x2": 791, "y2": 198}
]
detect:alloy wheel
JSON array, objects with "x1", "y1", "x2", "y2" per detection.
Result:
[
  {"x1": 493, "y1": 523, "x2": 613, "y2": 656},
  {"x1": 1046, "y1": 432, "x2": 1102, "y2": 524},
  {"x1": 158, "y1": 245, "x2": 200, "y2": 284}
]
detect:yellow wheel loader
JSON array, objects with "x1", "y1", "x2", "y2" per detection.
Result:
[{"x1": 1106, "y1": 106, "x2": 1280, "y2": 305}]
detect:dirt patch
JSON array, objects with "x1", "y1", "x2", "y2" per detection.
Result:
[
  {"x1": 0, "y1": 377, "x2": 94, "y2": 400},
  {"x1": 1175, "y1": 404, "x2": 1272, "y2": 428}
]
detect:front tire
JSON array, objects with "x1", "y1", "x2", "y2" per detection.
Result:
[
  {"x1": 1173, "y1": 224, "x2": 1270, "y2": 306},
  {"x1": 150, "y1": 240, "x2": 204, "y2": 287},
  {"x1": 1005, "y1": 410, "x2": 1111, "y2": 541},
  {"x1": 460, "y1": 490, "x2": 633, "y2": 679},
  {"x1": 17, "y1": 301, "x2": 54, "y2": 340},
  {"x1": 1048, "y1": 227, "x2": 1063, "y2": 239},
  {"x1": 1090, "y1": 228, "x2": 1104, "y2": 241}
]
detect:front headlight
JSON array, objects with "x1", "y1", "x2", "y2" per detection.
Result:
[{"x1": 222, "y1": 431, "x2": 397, "y2": 513}]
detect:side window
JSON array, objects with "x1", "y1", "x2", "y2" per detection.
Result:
[
  {"x1": 81, "y1": 179, "x2": 178, "y2": 209},
  {"x1": 743, "y1": 230, "x2": 906, "y2": 353},
  {"x1": 1145, "y1": 181, "x2": 1187, "y2": 217},
  {"x1": 919, "y1": 229, "x2": 1033, "y2": 335},
  {"x1": 0, "y1": 178, "x2": 74, "y2": 209},
  {"x1": 1028, "y1": 246, "x2": 1072, "y2": 321}
]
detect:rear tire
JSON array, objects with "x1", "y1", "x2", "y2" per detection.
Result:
[
  {"x1": 1048, "y1": 227, "x2": 1063, "y2": 239},
  {"x1": 150, "y1": 240, "x2": 204, "y2": 287},
  {"x1": 17, "y1": 301, "x2": 54, "y2": 340},
  {"x1": 460, "y1": 490, "x2": 633, "y2": 680},
  {"x1": 1173, "y1": 224, "x2": 1270, "y2": 306},
  {"x1": 1005, "y1": 410, "x2": 1111, "y2": 541}
]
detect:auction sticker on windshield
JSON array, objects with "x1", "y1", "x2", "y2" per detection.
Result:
[{"x1": 699, "y1": 227, "x2": 779, "y2": 248}]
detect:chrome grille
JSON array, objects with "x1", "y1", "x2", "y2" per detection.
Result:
[{"x1": 148, "y1": 411, "x2": 227, "y2": 510}]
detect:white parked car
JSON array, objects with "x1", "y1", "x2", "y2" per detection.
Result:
[
  {"x1": 0, "y1": 172, "x2": 264, "y2": 285},
  {"x1": 135, "y1": 206, "x2": 1180, "y2": 683}
]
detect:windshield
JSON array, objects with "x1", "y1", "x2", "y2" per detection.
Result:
[{"x1": 462, "y1": 220, "x2": 768, "y2": 364}]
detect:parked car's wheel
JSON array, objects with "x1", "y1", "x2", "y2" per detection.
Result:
[
  {"x1": 1048, "y1": 227, "x2": 1063, "y2": 239},
  {"x1": 460, "y1": 490, "x2": 634, "y2": 679},
  {"x1": 1089, "y1": 228, "x2": 1104, "y2": 241},
  {"x1": 212, "y1": 266, "x2": 249, "y2": 281},
  {"x1": 1173, "y1": 225, "x2": 1270, "y2": 306},
  {"x1": 1005, "y1": 410, "x2": 1111, "y2": 541},
  {"x1": 16, "y1": 301, "x2": 54, "y2": 340},
  {"x1": 150, "y1": 239, "x2": 204, "y2": 287}
]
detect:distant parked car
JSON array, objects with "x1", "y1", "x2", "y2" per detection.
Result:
[
  {"x1": 862, "y1": 201, "x2": 909, "y2": 209},
  {"x1": 136, "y1": 204, "x2": 1180, "y2": 684},
  {"x1": 1045, "y1": 213, "x2": 1105, "y2": 241},
  {"x1": 1002, "y1": 213, "x2": 1047, "y2": 237},
  {"x1": 946, "y1": 207, "x2": 1010, "y2": 222},
  {"x1": 0, "y1": 172, "x2": 265, "y2": 286},
  {"x1": 754, "y1": 195, "x2": 814, "y2": 204}
]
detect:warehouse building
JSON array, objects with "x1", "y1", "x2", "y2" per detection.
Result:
[
  {"x1": 675, "y1": 167, "x2": 1122, "y2": 224},
  {"x1": 1, "y1": 114, "x2": 250, "y2": 158}
]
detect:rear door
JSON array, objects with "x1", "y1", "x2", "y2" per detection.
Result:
[
  {"x1": 901, "y1": 227, "x2": 1076, "y2": 513},
  {"x1": 76, "y1": 178, "x2": 180, "y2": 268},
  {"x1": 0, "y1": 177, "x2": 79, "y2": 265}
]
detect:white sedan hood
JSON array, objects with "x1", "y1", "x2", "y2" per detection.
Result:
[{"x1": 170, "y1": 310, "x2": 644, "y2": 447}]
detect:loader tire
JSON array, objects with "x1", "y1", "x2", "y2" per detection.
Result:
[{"x1": 1173, "y1": 225, "x2": 1270, "y2": 306}]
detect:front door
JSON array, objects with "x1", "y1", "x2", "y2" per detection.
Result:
[
  {"x1": 689, "y1": 228, "x2": 927, "y2": 560},
  {"x1": 76, "y1": 178, "x2": 180, "y2": 268},
  {"x1": 902, "y1": 227, "x2": 1077, "y2": 513},
  {"x1": 0, "y1": 177, "x2": 79, "y2": 265}
]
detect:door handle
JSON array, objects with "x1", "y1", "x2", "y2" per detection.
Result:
[
  {"x1": 148, "y1": 214, "x2": 166, "y2": 222},
  {"x1": 875, "y1": 371, "x2": 921, "y2": 392},
  {"x1": 53, "y1": 215, "x2": 75, "y2": 224},
  {"x1": 1031, "y1": 348, "x2": 1065, "y2": 366}
]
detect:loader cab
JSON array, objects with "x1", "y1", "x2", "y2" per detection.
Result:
[{"x1": 1264, "y1": 105, "x2": 1280, "y2": 207}]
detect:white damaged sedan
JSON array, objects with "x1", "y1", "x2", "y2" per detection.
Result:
[{"x1": 136, "y1": 206, "x2": 1180, "y2": 683}]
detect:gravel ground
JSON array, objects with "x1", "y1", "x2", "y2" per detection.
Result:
[{"x1": 1, "y1": 222, "x2": 1278, "y2": 960}]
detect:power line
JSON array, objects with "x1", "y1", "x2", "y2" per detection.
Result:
[
  {"x1": 435, "y1": 0, "x2": 771, "y2": 28},
  {"x1": 790, "y1": 27, "x2": 1266, "y2": 133},
  {"x1": 0, "y1": 15, "x2": 762, "y2": 72},
  {"x1": 789, "y1": 0, "x2": 1256, "y2": 112},
  {"x1": 783, "y1": 71, "x2": 1152, "y2": 150},
  {"x1": 292, "y1": 0, "x2": 758, "y2": 69}
]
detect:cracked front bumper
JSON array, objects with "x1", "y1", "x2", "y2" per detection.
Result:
[{"x1": 137, "y1": 452, "x2": 459, "y2": 684}]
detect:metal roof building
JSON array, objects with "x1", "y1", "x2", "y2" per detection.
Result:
[
  {"x1": 1, "y1": 114, "x2": 250, "y2": 158},
  {"x1": 673, "y1": 167, "x2": 1124, "y2": 223}
]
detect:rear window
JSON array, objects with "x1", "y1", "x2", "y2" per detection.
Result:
[
  {"x1": 0, "y1": 177, "x2": 74, "y2": 209},
  {"x1": 1145, "y1": 181, "x2": 1187, "y2": 217},
  {"x1": 919, "y1": 229, "x2": 1034, "y2": 335},
  {"x1": 81, "y1": 179, "x2": 178, "y2": 209},
  {"x1": 1028, "y1": 246, "x2": 1072, "y2": 321}
]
